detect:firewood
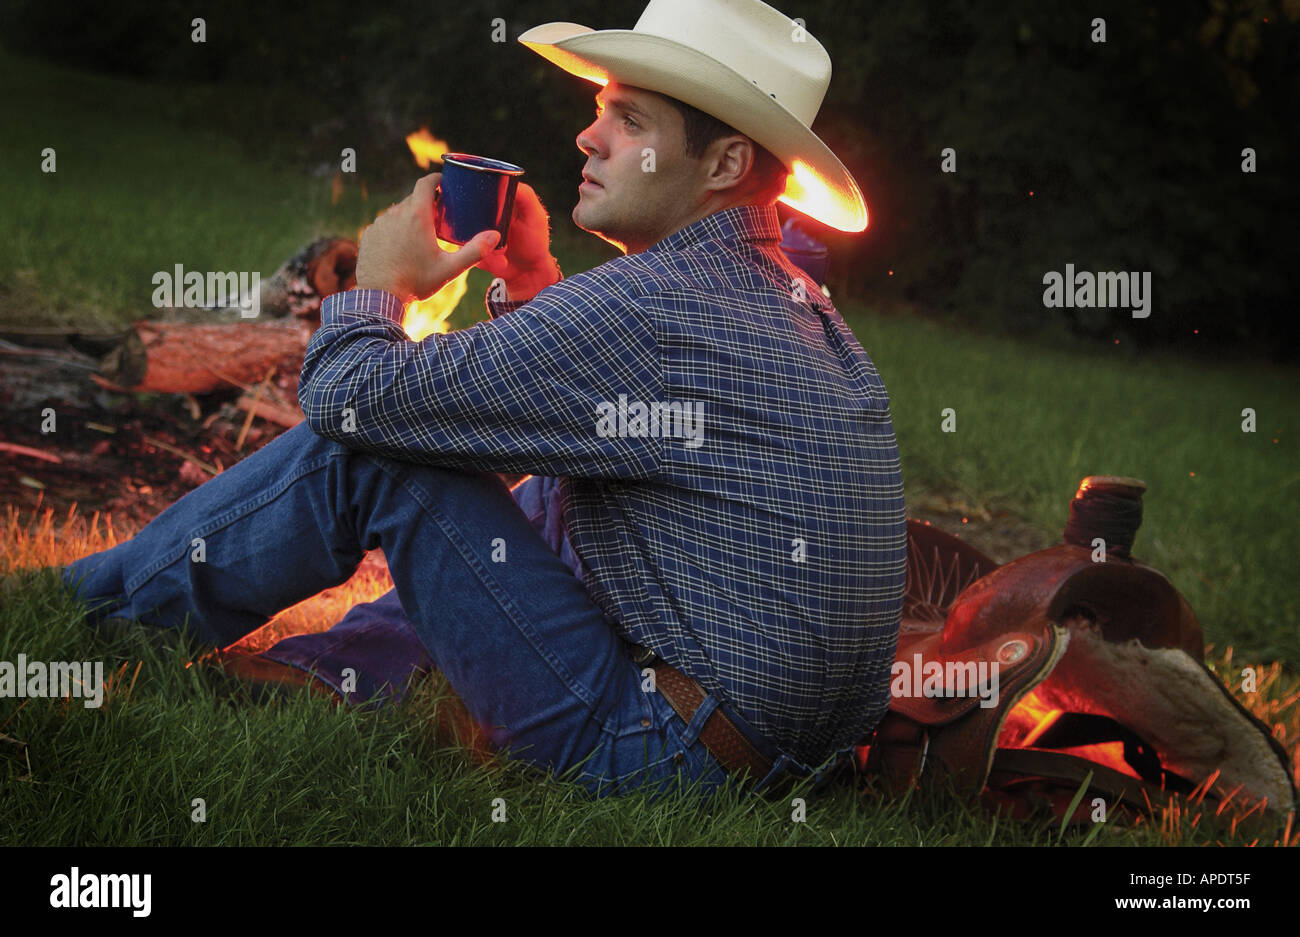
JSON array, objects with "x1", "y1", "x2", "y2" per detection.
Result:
[
  {"x1": 259, "y1": 236, "x2": 358, "y2": 331},
  {"x1": 0, "y1": 442, "x2": 63, "y2": 464},
  {"x1": 99, "y1": 320, "x2": 309, "y2": 394},
  {"x1": 235, "y1": 394, "x2": 304, "y2": 429}
]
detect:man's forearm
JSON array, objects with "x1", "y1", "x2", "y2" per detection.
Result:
[{"x1": 299, "y1": 284, "x2": 664, "y2": 479}]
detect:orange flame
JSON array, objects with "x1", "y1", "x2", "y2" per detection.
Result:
[
  {"x1": 405, "y1": 128, "x2": 450, "y2": 170},
  {"x1": 998, "y1": 686, "x2": 1061, "y2": 747},
  {"x1": 403, "y1": 257, "x2": 469, "y2": 341},
  {"x1": 397, "y1": 128, "x2": 470, "y2": 339}
]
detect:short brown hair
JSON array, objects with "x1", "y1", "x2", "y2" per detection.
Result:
[{"x1": 660, "y1": 95, "x2": 789, "y2": 204}]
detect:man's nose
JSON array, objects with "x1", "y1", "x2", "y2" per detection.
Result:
[{"x1": 576, "y1": 119, "x2": 603, "y2": 157}]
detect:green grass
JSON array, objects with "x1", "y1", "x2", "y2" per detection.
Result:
[
  {"x1": 858, "y1": 313, "x2": 1299, "y2": 664},
  {"x1": 0, "y1": 51, "x2": 354, "y2": 326},
  {"x1": 5, "y1": 569, "x2": 1256, "y2": 846},
  {"x1": 2, "y1": 48, "x2": 1296, "y2": 846}
]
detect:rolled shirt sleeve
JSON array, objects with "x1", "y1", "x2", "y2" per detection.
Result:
[{"x1": 298, "y1": 280, "x2": 665, "y2": 480}]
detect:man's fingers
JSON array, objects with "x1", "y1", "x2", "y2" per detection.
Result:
[
  {"x1": 442, "y1": 230, "x2": 501, "y2": 277},
  {"x1": 507, "y1": 183, "x2": 540, "y2": 223},
  {"x1": 515, "y1": 182, "x2": 538, "y2": 208},
  {"x1": 414, "y1": 173, "x2": 442, "y2": 207},
  {"x1": 474, "y1": 244, "x2": 508, "y2": 276},
  {"x1": 521, "y1": 184, "x2": 548, "y2": 221}
]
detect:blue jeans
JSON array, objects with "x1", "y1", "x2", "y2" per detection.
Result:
[{"x1": 63, "y1": 422, "x2": 800, "y2": 798}]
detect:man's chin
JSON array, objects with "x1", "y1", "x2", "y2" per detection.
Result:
[
  {"x1": 572, "y1": 203, "x2": 632, "y2": 252},
  {"x1": 571, "y1": 203, "x2": 602, "y2": 236}
]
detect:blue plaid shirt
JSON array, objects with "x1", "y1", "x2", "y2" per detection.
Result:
[{"x1": 300, "y1": 203, "x2": 907, "y2": 766}]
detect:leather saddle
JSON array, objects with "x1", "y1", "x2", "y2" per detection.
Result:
[{"x1": 860, "y1": 477, "x2": 1296, "y2": 832}]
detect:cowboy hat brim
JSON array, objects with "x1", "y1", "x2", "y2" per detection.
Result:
[{"x1": 519, "y1": 22, "x2": 868, "y2": 233}]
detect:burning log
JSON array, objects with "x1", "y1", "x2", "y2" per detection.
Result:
[{"x1": 78, "y1": 220, "x2": 465, "y2": 397}]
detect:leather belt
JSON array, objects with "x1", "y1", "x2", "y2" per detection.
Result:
[{"x1": 648, "y1": 658, "x2": 774, "y2": 783}]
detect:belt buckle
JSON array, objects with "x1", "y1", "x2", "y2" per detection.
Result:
[{"x1": 628, "y1": 643, "x2": 658, "y2": 667}]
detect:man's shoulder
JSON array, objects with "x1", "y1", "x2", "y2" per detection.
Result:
[
  {"x1": 561, "y1": 250, "x2": 685, "y2": 297},
  {"x1": 487, "y1": 256, "x2": 669, "y2": 337},
  {"x1": 560, "y1": 237, "x2": 767, "y2": 307}
]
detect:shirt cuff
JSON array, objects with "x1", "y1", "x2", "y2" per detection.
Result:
[
  {"x1": 484, "y1": 263, "x2": 564, "y2": 320},
  {"x1": 485, "y1": 278, "x2": 529, "y2": 321},
  {"x1": 321, "y1": 288, "x2": 406, "y2": 327}
]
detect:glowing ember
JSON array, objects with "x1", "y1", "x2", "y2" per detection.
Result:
[
  {"x1": 405, "y1": 128, "x2": 450, "y2": 169},
  {"x1": 1054, "y1": 742, "x2": 1139, "y2": 778},
  {"x1": 1002, "y1": 687, "x2": 1063, "y2": 748}
]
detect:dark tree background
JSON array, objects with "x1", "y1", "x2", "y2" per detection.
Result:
[{"x1": 4, "y1": 0, "x2": 1296, "y2": 357}]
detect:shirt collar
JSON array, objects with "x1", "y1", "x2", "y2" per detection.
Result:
[{"x1": 646, "y1": 203, "x2": 782, "y2": 255}]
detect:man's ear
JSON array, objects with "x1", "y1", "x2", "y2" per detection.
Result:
[{"x1": 705, "y1": 136, "x2": 754, "y2": 193}]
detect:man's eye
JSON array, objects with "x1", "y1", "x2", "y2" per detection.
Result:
[{"x1": 623, "y1": 116, "x2": 638, "y2": 129}]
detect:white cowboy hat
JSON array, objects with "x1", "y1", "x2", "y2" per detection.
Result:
[{"x1": 518, "y1": 0, "x2": 868, "y2": 233}]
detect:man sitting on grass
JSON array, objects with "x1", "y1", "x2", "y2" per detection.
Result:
[{"x1": 63, "y1": 0, "x2": 907, "y2": 797}]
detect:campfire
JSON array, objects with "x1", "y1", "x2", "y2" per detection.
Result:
[
  {"x1": 0, "y1": 121, "x2": 492, "y2": 528},
  {"x1": 403, "y1": 275, "x2": 466, "y2": 342},
  {"x1": 405, "y1": 127, "x2": 449, "y2": 169}
]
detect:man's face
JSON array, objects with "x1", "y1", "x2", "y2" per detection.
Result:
[{"x1": 572, "y1": 82, "x2": 710, "y2": 254}]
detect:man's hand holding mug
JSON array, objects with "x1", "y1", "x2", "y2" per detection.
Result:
[
  {"x1": 472, "y1": 181, "x2": 562, "y2": 303},
  {"x1": 354, "y1": 173, "x2": 500, "y2": 303}
]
